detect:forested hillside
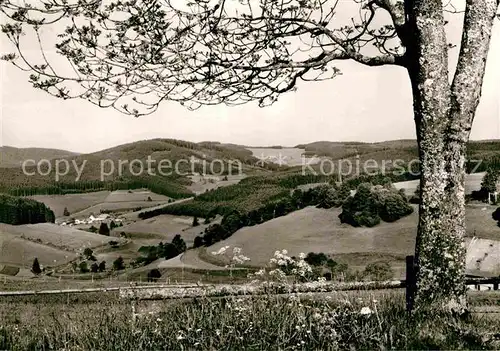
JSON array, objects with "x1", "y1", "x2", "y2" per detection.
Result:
[
  {"x1": 0, "y1": 194, "x2": 55, "y2": 225},
  {"x1": 0, "y1": 139, "x2": 275, "y2": 198}
]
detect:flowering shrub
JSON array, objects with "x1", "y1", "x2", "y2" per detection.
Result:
[{"x1": 248, "y1": 250, "x2": 315, "y2": 284}]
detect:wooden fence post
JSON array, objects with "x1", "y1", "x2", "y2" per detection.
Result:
[{"x1": 406, "y1": 255, "x2": 416, "y2": 312}]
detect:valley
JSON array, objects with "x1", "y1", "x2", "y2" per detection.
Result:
[{"x1": 1, "y1": 138, "x2": 500, "y2": 287}]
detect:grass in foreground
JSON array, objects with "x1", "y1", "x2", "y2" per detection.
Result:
[{"x1": 1, "y1": 292, "x2": 500, "y2": 350}]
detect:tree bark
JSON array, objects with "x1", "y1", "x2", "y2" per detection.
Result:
[{"x1": 405, "y1": 0, "x2": 498, "y2": 313}]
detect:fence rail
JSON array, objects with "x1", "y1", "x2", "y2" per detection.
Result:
[
  {"x1": 0, "y1": 278, "x2": 497, "y2": 298},
  {"x1": 1, "y1": 256, "x2": 499, "y2": 311},
  {"x1": 0, "y1": 284, "x2": 199, "y2": 297}
]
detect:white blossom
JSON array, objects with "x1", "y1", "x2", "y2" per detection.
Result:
[{"x1": 360, "y1": 307, "x2": 373, "y2": 315}]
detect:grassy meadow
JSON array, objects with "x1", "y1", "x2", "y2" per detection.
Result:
[{"x1": 1, "y1": 290, "x2": 500, "y2": 350}]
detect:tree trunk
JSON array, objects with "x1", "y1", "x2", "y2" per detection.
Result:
[{"x1": 405, "y1": 0, "x2": 498, "y2": 313}]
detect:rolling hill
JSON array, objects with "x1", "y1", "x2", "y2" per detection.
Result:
[
  {"x1": 294, "y1": 139, "x2": 500, "y2": 174},
  {"x1": 202, "y1": 204, "x2": 500, "y2": 277},
  {"x1": 0, "y1": 222, "x2": 127, "y2": 269},
  {"x1": 0, "y1": 146, "x2": 79, "y2": 168},
  {"x1": 0, "y1": 138, "x2": 273, "y2": 198}
]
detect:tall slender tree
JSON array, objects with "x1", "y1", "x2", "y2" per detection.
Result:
[
  {"x1": 1, "y1": 0, "x2": 499, "y2": 312},
  {"x1": 31, "y1": 258, "x2": 42, "y2": 275}
]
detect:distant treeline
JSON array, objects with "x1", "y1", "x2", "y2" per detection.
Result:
[
  {"x1": 1, "y1": 176, "x2": 193, "y2": 199},
  {"x1": 466, "y1": 155, "x2": 500, "y2": 173},
  {"x1": 0, "y1": 194, "x2": 55, "y2": 225}
]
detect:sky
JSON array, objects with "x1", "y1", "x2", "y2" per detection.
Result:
[{"x1": 1, "y1": 3, "x2": 499, "y2": 154}]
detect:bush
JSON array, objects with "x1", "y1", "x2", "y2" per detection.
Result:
[
  {"x1": 99, "y1": 223, "x2": 110, "y2": 236},
  {"x1": 136, "y1": 235, "x2": 188, "y2": 266},
  {"x1": 363, "y1": 262, "x2": 394, "y2": 281},
  {"x1": 63, "y1": 207, "x2": 70, "y2": 216},
  {"x1": 172, "y1": 234, "x2": 187, "y2": 254},
  {"x1": 90, "y1": 263, "x2": 99, "y2": 273},
  {"x1": 221, "y1": 211, "x2": 245, "y2": 233},
  {"x1": 193, "y1": 236, "x2": 204, "y2": 248},
  {"x1": 339, "y1": 182, "x2": 413, "y2": 227},
  {"x1": 314, "y1": 185, "x2": 342, "y2": 209},
  {"x1": 378, "y1": 192, "x2": 414, "y2": 222},
  {"x1": 79, "y1": 262, "x2": 89, "y2": 273},
  {"x1": 305, "y1": 252, "x2": 328, "y2": 266},
  {"x1": 83, "y1": 248, "x2": 94, "y2": 260},
  {"x1": 98, "y1": 261, "x2": 106, "y2": 272},
  {"x1": 113, "y1": 257, "x2": 125, "y2": 271},
  {"x1": 409, "y1": 184, "x2": 420, "y2": 204},
  {"x1": 203, "y1": 224, "x2": 230, "y2": 246},
  {"x1": 470, "y1": 188, "x2": 489, "y2": 202},
  {"x1": 492, "y1": 207, "x2": 500, "y2": 221},
  {"x1": 147, "y1": 269, "x2": 162, "y2": 282}
]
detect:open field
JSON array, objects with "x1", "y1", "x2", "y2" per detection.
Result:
[
  {"x1": 0, "y1": 265, "x2": 20, "y2": 276},
  {"x1": 203, "y1": 204, "x2": 500, "y2": 276},
  {"x1": 118, "y1": 197, "x2": 194, "y2": 220},
  {"x1": 0, "y1": 232, "x2": 76, "y2": 268},
  {"x1": 394, "y1": 172, "x2": 485, "y2": 196},
  {"x1": 187, "y1": 174, "x2": 247, "y2": 195},
  {"x1": 0, "y1": 222, "x2": 127, "y2": 269},
  {"x1": 95, "y1": 215, "x2": 218, "y2": 266},
  {"x1": 115, "y1": 214, "x2": 202, "y2": 243},
  {"x1": 30, "y1": 189, "x2": 171, "y2": 221},
  {"x1": 117, "y1": 215, "x2": 190, "y2": 237},
  {"x1": 113, "y1": 213, "x2": 217, "y2": 241},
  {"x1": 178, "y1": 249, "x2": 230, "y2": 270},
  {"x1": 0, "y1": 223, "x2": 124, "y2": 252},
  {"x1": 29, "y1": 191, "x2": 110, "y2": 217},
  {"x1": 205, "y1": 206, "x2": 416, "y2": 270},
  {"x1": 52, "y1": 189, "x2": 174, "y2": 219},
  {"x1": 68, "y1": 200, "x2": 170, "y2": 218},
  {"x1": 466, "y1": 237, "x2": 500, "y2": 276},
  {"x1": 103, "y1": 190, "x2": 171, "y2": 202},
  {"x1": 247, "y1": 147, "x2": 321, "y2": 166}
]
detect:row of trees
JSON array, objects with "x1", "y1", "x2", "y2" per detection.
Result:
[
  {"x1": 289, "y1": 252, "x2": 394, "y2": 282},
  {"x1": 2, "y1": 175, "x2": 194, "y2": 199},
  {"x1": 0, "y1": 194, "x2": 55, "y2": 225},
  {"x1": 72, "y1": 255, "x2": 124, "y2": 273}
]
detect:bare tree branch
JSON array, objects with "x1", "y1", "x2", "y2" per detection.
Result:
[{"x1": 1, "y1": 0, "x2": 406, "y2": 115}]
